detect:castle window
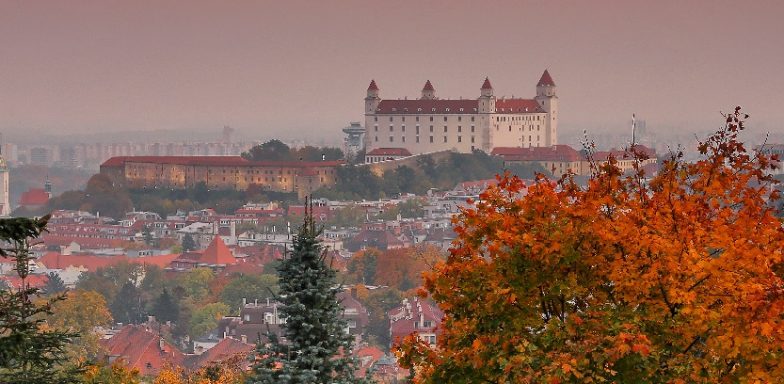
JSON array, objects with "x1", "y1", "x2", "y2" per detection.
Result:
[
  {"x1": 459, "y1": 108, "x2": 464, "y2": 112},
  {"x1": 445, "y1": 108, "x2": 450, "y2": 112},
  {"x1": 458, "y1": 136, "x2": 462, "y2": 143},
  {"x1": 429, "y1": 116, "x2": 434, "y2": 122},
  {"x1": 443, "y1": 136, "x2": 448, "y2": 143},
  {"x1": 429, "y1": 136, "x2": 434, "y2": 143},
  {"x1": 389, "y1": 125, "x2": 393, "y2": 132},
  {"x1": 375, "y1": 136, "x2": 378, "y2": 142},
  {"x1": 471, "y1": 125, "x2": 475, "y2": 132},
  {"x1": 416, "y1": 125, "x2": 420, "y2": 134},
  {"x1": 416, "y1": 136, "x2": 420, "y2": 143},
  {"x1": 374, "y1": 117, "x2": 378, "y2": 122},
  {"x1": 389, "y1": 116, "x2": 393, "y2": 122},
  {"x1": 509, "y1": 126, "x2": 512, "y2": 132},
  {"x1": 443, "y1": 126, "x2": 448, "y2": 133},
  {"x1": 431, "y1": 108, "x2": 436, "y2": 112},
  {"x1": 471, "y1": 136, "x2": 475, "y2": 143},
  {"x1": 374, "y1": 125, "x2": 378, "y2": 131},
  {"x1": 458, "y1": 126, "x2": 462, "y2": 132},
  {"x1": 390, "y1": 136, "x2": 394, "y2": 142},
  {"x1": 443, "y1": 116, "x2": 447, "y2": 122},
  {"x1": 471, "y1": 116, "x2": 475, "y2": 122},
  {"x1": 417, "y1": 108, "x2": 422, "y2": 112},
  {"x1": 458, "y1": 116, "x2": 462, "y2": 122},
  {"x1": 429, "y1": 126, "x2": 434, "y2": 132},
  {"x1": 416, "y1": 116, "x2": 420, "y2": 122},
  {"x1": 402, "y1": 136, "x2": 406, "y2": 143},
  {"x1": 402, "y1": 116, "x2": 406, "y2": 122}
]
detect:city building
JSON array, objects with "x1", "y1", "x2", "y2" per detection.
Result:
[
  {"x1": 363, "y1": 70, "x2": 558, "y2": 155},
  {"x1": 0, "y1": 154, "x2": 9, "y2": 216}
]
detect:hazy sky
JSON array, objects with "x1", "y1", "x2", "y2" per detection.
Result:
[{"x1": 1, "y1": 0, "x2": 783, "y2": 143}]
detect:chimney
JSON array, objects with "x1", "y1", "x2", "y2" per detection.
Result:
[
  {"x1": 242, "y1": 297, "x2": 247, "y2": 306},
  {"x1": 241, "y1": 335, "x2": 247, "y2": 344},
  {"x1": 230, "y1": 220, "x2": 236, "y2": 244},
  {"x1": 159, "y1": 337, "x2": 165, "y2": 350}
]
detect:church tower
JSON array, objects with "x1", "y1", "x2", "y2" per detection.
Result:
[
  {"x1": 535, "y1": 69, "x2": 558, "y2": 146},
  {"x1": 420, "y1": 80, "x2": 436, "y2": 100}
]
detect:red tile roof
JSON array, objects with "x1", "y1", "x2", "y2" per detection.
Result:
[
  {"x1": 100, "y1": 156, "x2": 344, "y2": 169},
  {"x1": 366, "y1": 148, "x2": 412, "y2": 157},
  {"x1": 101, "y1": 325, "x2": 184, "y2": 376},
  {"x1": 188, "y1": 337, "x2": 254, "y2": 370},
  {"x1": 537, "y1": 69, "x2": 556, "y2": 86},
  {"x1": 39, "y1": 252, "x2": 180, "y2": 272},
  {"x1": 367, "y1": 80, "x2": 379, "y2": 91},
  {"x1": 481, "y1": 77, "x2": 493, "y2": 90},
  {"x1": 19, "y1": 188, "x2": 49, "y2": 206},
  {"x1": 200, "y1": 236, "x2": 236, "y2": 265},
  {"x1": 491, "y1": 145, "x2": 583, "y2": 162},
  {"x1": 494, "y1": 98, "x2": 544, "y2": 113},
  {"x1": 375, "y1": 99, "x2": 478, "y2": 114},
  {"x1": 422, "y1": 80, "x2": 434, "y2": 91}
]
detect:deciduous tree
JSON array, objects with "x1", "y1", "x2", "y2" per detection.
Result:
[{"x1": 398, "y1": 108, "x2": 784, "y2": 382}]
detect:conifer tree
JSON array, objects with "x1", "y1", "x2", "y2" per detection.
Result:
[
  {"x1": 150, "y1": 287, "x2": 180, "y2": 324},
  {"x1": 43, "y1": 271, "x2": 67, "y2": 294},
  {"x1": 248, "y1": 199, "x2": 368, "y2": 384},
  {"x1": 0, "y1": 216, "x2": 83, "y2": 384}
]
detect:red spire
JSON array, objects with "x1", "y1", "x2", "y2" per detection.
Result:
[
  {"x1": 537, "y1": 70, "x2": 555, "y2": 86},
  {"x1": 367, "y1": 80, "x2": 379, "y2": 91},
  {"x1": 422, "y1": 80, "x2": 435, "y2": 91},
  {"x1": 481, "y1": 77, "x2": 493, "y2": 90}
]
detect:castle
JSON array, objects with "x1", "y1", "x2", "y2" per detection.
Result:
[{"x1": 363, "y1": 70, "x2": 558, "y2": 155}]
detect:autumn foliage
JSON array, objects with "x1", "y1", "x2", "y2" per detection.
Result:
[{"x1": 398, "y1": 108, "x2": 784, "y2": 382}]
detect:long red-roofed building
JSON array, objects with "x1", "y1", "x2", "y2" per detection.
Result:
[
  {"x1": 100, "y1": 156, "x2": 344, "y2": 199},
  {"x1": 100, "y1": 325, "x2": 185, "y2": 376}
]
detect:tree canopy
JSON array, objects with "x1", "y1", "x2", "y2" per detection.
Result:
[{"x1": 398, "y1": 108, "x2": 784, "y2": 382}]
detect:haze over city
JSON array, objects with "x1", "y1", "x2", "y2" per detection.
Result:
[{"x1": 2, "y1": 0, "x2": 783, "y2": 145}]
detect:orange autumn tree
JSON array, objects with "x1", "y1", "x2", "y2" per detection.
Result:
[{"x1": 398, "y1": 108, "x2": 784, "y2": 383}]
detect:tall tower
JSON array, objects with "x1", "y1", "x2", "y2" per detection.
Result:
[
  {"x1": 477, "y1": 77, "x2": 496, "y2": 152},
  {"x1": 535, "y1": 69, "x2": 558, "y2": 146},
  {"x1": 420, "y1": 80, "x2": 436, "y2": 100},
  {"x1": 365, "y1": 80, "x2": 381, "y2": 114},
  {"x1": 0, "y1": 155, "x2": 9, "y2": 217},
  {"x1": 477, "y1": 77, "x2": 496, "y2": 113}
]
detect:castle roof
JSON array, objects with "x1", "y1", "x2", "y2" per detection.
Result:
[
  {"x1": 481, "y1": 77, "x2": 493, "y2": 90},
  {"x1": 375, "y1": 98, "x2": 543, "y2": 115},
  {"x1": 495, "y1": 98, "x2": 545, "y2": 113},
  {"x1": 367, "y1": 80, "x2": 379, "y2": 91},
  {"x1": 422, "y1": 80, "x2": 435, "y2": 91},
  {"x1": 537, "y1": 69, "x2": 556, "y2": 87}
]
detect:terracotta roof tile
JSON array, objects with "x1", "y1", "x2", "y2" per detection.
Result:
[
  {"x1": 366, "y1": 148, "x2": 412, "y2": 157},
  {"x1": 537, "y1": 69, "x2": 556, "y2": 86}
]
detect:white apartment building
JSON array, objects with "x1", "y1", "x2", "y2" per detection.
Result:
[{"x1": 363, "y1": 70, "x2": 558, "y2": 154}]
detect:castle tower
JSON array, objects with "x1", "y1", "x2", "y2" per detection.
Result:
[
  {"x1": 535, "y1": 69, "x2": 558, "y2": 146},
  {"x1": 420, "y1": 80, "x2": 436, "y2": 100},
  {"x1": 478, "y1": 77, "x2": 496, "y2": 113},
  {"x1": 365, "y1": 80, "x2": 381, "y2": 114}
]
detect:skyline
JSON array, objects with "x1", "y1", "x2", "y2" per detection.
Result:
[{"x1": 1, "y1": 0, "x2": 783, "y2": 143}]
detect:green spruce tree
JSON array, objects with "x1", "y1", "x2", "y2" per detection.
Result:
[
  {"x1": 150, "y1": 287, "x2": 180, "y2": 324},
  {"x1": 0, "y1": 216, "x2": 83, "y2": 384},
  {"x1": 43, "y1": 272, "x2": 67, "y2": 294},
  {"x1": 248, "y1": 199, "x2": 368, "y2": 384}
]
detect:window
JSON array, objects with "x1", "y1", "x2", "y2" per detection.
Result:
[
  {"x1": 431, "y1": 108, "x2": 436, "y2": 112},
  {"x1": 416, "y1": 136, "x2": 420, "y2": 143},
  {"x1": 443, "y1": 136, "x2": 447, "y2": 143},
  {"x1": 444, "y1": 126, "x2": 448, "y2": 133},
  {"x1": 402, "y1": 136, "x2": 406, "y2": 143},
  {"x1": 429, "y1": 136, "x2": 434, "y2": 143},
  {"x1": 416, "y1": 116, "x2": 420, "y2": 122},
  {"x1": 445, "y1": 108, "x2": 450, "y2": 112},
  {"x1": 416, "y1": 125, "x2": 420, "y2": 134},
  {"x1": 389, "y1": 116, "x2": 393, "y2": 122},
  {"x1": 471, "y1": 125, "x2": 475, "y2": 132},
  {"x1": 429, "y1": 125, "x2": 434, "y2": 132},
  {"x1": 443, "y1": 116, "x2": 447, "y2": 122},
  {"x1": 374, "y1": 125, "x2": 378, "y2": 131},
  {"x1": 458, "y1": 136, "x2": 462, "y2": 143},
  {"x1": 471, "y1": 116, "x2": 475, "y2": 122},
  {"x1": 375, "y1": 136, "x2": 378, "y2": 142},
  {"x1": 389, "y1": 125, "x2": 393, "y2": 132},
  {"x1": 402, "y1": 116, "x2": 406, "y2": 122},
  {"x1": 471, "y1": 136, "x2": 475, "y2": 143},
  {"x1": 458, "y1": 126, "x2": 462, "y2": 132},
  {"x1": 429, "y1": 116, "x2": 434, "y2": 122},
  {"x1": 458, "y1": 116, "x2": 462, "y2": 121},
  {"x1": 374, "y1": 117, "x2": 378, "y2": 122},
  {"x1": 390, "y1": 136, "x2": 394, "y2": 142},
  {"x1": 509, "y1": 126, "x2": 512, "y2": 132}
]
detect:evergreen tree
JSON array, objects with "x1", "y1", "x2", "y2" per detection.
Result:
[
  {"x1": 248, "y1": 200, "x2": 368, "y2": 384},
  {"x1": 182, "y1": 233, "x2": 197, "y2": 252},
  {"x1": 150, "y1": 287, "x2": 179, "y2": 324},
  {"x1": 0, "y1": 216, "x2": 83, "y2": 384},
  {"x1": 110, "y1": 282, "x2": 145, "y2": 324},
  {"x1": 43, "y1": 271, "x2": 67, "y2": 294}
]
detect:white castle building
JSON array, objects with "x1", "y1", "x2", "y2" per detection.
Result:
[{"x1": 363, "y1": 70, "x2": 558, "y2": 155}]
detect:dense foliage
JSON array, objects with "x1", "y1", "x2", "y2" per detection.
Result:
[
  {"x1": 399, "y1": 108, "x2": 784, "y2": 382},
  {"x1": 248, "y1": 203, "x2": 366, "y2": 384},
  {"x1": 242, "y1": 139, "x2": 344, "y2": 162},
  {"x1": 315, "y1": 150, "x2": 545, "y2": 200}
]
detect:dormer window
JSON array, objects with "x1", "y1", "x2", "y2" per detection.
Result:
[
  {"x1": 417, "y1": 108, "x2": 422, "y2": 112},
  {"x1": 431, "y1": 108, "x2": 436, "y2": 112},
  {"x1": 392, "y1": 108, "x2": 397, "y2": 112},
  {"x1": 445, "y1": 108, "x2": 450, "y2": 112},
  {"x1": 459, "y1": 108, "x2": 464, "y2": 112}
]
